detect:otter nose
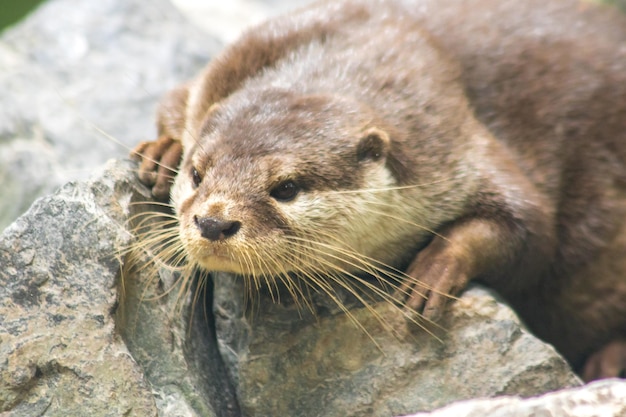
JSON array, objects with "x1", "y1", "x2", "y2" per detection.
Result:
[{"x1": 193, "y1": 216, "x2": 241, "y2": 241}]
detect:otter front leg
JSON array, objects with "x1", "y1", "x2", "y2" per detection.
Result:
[
  {"x1": 133, "y1": 136, "x2": 182, "y2": 201},
  {"x1": 131, "y1": 84, "x2": 188, "y2": 201},
  {"x1": 400, "y1": 217, "x2": 527, "y2": 321}
]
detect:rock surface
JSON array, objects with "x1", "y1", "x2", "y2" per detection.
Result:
[
  {"x1": 0, "y1": 0, "x2": 219, "y2": 230},
  {"x1": 0, "y1": 160, "x2": 157, "y2": 416},
  {"x1": 171, "y1": 0, "x2": 312, "y2": 43},
  {"x1": 0, "y1": 160, "x2": 239, "y2": 417},
  {"x1": 404, "y1": 379, "x2": 626, "y2": 417},
  {"x1": 214, "y1": 276, "x2": 581, "y2": 417}
]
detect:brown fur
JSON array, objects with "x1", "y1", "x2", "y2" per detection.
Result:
[{"x1": 133, "y1": 0, "x2": 626, "y2": 380}]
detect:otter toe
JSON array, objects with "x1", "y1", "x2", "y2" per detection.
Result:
[{"x1": 582, "y1": 339, "x2": 626, "y2": 382}]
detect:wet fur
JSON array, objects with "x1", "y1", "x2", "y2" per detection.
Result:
[{"x1": 133, "y1": 0, "x2": 626, "y2": 379}]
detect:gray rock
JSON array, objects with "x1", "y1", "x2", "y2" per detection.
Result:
[
  {"x1": 171, "y1": 0, "x2": 314, "y2": 43},
  {"x1": 214, "y1": 276, "x2": 581, "y2": 417},
  {"x1": 118, "y1": 198, "x2": 240, "y2": 417},
  {"x1": 404, "y1": 379, "x2": 626, "y2": 417},
  {"x1": 0, "y1": 0, "x2": 220, "y2": 230},
  {"x1": 0, "y1": 160, "x2": 157, "y2": 416},
  {"x1": 0, "y1": 159, "x2": 239, "y2": 416}
]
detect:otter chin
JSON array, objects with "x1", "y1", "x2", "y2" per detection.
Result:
[{"x1": 133, "y1": 0, "x2": 626, "y2": 381}]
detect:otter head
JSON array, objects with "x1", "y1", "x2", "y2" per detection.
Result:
[{"x1": 171, "y1": 88, "x2": 424, "y2": 278}]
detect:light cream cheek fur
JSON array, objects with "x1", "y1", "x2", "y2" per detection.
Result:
[{"x1": 279, "y1": 164, "x2": 431, "y2": 272}]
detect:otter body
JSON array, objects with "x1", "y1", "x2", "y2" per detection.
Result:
[{"x1": 134, "y1": 0, "x2": 626, "y2": 380}]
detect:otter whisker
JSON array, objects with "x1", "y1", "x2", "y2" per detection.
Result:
[
  {"x1": 119, "y1": 240, "x2": 191, "y2": 336},
  {"x1": 285, "y1": 238, "x2": 403, "y2": 305},
  {"x1": 278, "y1": 240, "x2": 399, "y2": 317},
  {"x1": 260, "y1": 267, "x2": 281, "y2": 304},
  {"x1": 243, "y1": 244, "x2": 271, "y2": 313},
  {"x1": 128, "y1": 215, "x2": 179, "y2": 231},
  {"x1": 277, "y1": 253, "x2": 387, "y2": 348},
  {"x1": 241, "y1": 244, "x2": 263, "y2": 293},
  {"x1": 129, "y1": 200, "x2": 177, "y2": 210},
  {"x1": 123, "y1": 219, "x2": 192, "y2": 305},
  {"x1": 271, "y1": 249, "x2": 321, "y2": 311},
  {"x1": 129, "y1": 223, "x2": 179, "y2": 243},
  {"x1": 301, "y1": 252, "x2": 443, "y2": 340},
  {"x1": 127, "y1": 232, "x2": 185, "y2": 265},
  {"x1": 174, "y1": 265, "x2": 200, "y2": 317},
  {"x1": 295, "y1": 230, "x2": 406, "y2": 287},
  {"x1": 248, "y1": 244, "x2": 309, "y2": 310},
  {"x1": 269, "y1": 254, "x2": 318, "y2": 315},
  {"x1": 128, "y1": 232, "x2": 175, "y2": 263},
  {"x1": 125, "y1": 215, "x2": 179, "y2": 243},
  {"x1": 239, "y1": 239, "x2": 336, "y2": 316},
  {"x1": 287, "y1": 231, "x2": 435, "y2": 294},
  {"x1": 292, "y1": 255, "x2": 411, "y2": 343},
  {"x1": 283, "y1": 236, "x2": 445, "y2": 335},
  {"x1": 341, "y1": 203, "x2": 449, "y2": 243},
  {"x1": 72, "y1": 111, "x2": 167, "y2": 169},
  {"x1": 89, "y1": 121, "x2": 181, "y2": 177},
  {"x1": 236, "y1": 245, "x2": 258, "y2": 310},
  {"x1": 302, "y1": 229, "x2": 455, "y2": 308}
]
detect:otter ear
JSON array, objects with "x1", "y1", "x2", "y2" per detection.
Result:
[{"x1": 356, "y1": 127, "x2": 390, "y2": 162}]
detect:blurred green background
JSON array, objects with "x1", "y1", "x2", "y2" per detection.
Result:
[
  {"x1": 1, "y1": 0, "x2": 46, "y2": 32},
  {"x1": 603, "y1": 0, "x2": 626, "y2": 10}
]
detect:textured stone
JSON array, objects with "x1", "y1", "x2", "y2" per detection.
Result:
[
  {"x1": 171, "y1": 0, "x2": 313, "y2": 42},
  {"x1": 118, "y1": 215, "x2": 239, "y2": 417},
  {"x1": 214, "y1": 276, "x2": 581, "y2": 417},
  {"x1": 0, "y1": 160, "x2": 239, "y2": 416},
  {"x1": 0, "y1": 160, "x2": 157, "y2": 416},
  {"x1": 0, "y1": 0, "x2": 219, "y2": 230},
  {"x1": 404, "y1": 379, "x2": 626, "y2": 417}
]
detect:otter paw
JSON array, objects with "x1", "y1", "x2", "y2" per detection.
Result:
[
  {"x1": 131, "y1": 135, "x2": 182, "y2": 201},
  {"x1": 582, "y1": 339, "x2": 626, "y2": 382},
  {"x1": 398, "y1": 237, "x2": 470, "y2": 322}
]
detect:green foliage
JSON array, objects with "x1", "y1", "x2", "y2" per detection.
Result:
[
  {"x1": 0, "y1": 0, "x2": 46, "y2": 32},
  {"x1": 605, "y1": 0, "x2": 626, "y2": 11}
]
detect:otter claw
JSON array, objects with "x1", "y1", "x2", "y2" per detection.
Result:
[
  {"x1": 130, "y1": 135, "x2": 182, "y2": 201},
  {"x1": 399, "y1": 246, "x2": 469, "y2": 321}
]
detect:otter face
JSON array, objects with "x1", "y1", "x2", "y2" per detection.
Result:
[{"x1": 171, "y1": 90, "x2": 424, "y2": 277}]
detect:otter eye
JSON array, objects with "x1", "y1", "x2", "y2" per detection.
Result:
[
  {"x1": 270, "y1": 180, "x2": 300, "y2": 202},
  {"x1": 191, "y1": 167, "x2": 202, "y2": 188}
]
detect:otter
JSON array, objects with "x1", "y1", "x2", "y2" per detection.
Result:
[{"x1": 132, "y1": 0, "x2": 626, "y2": 381}]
